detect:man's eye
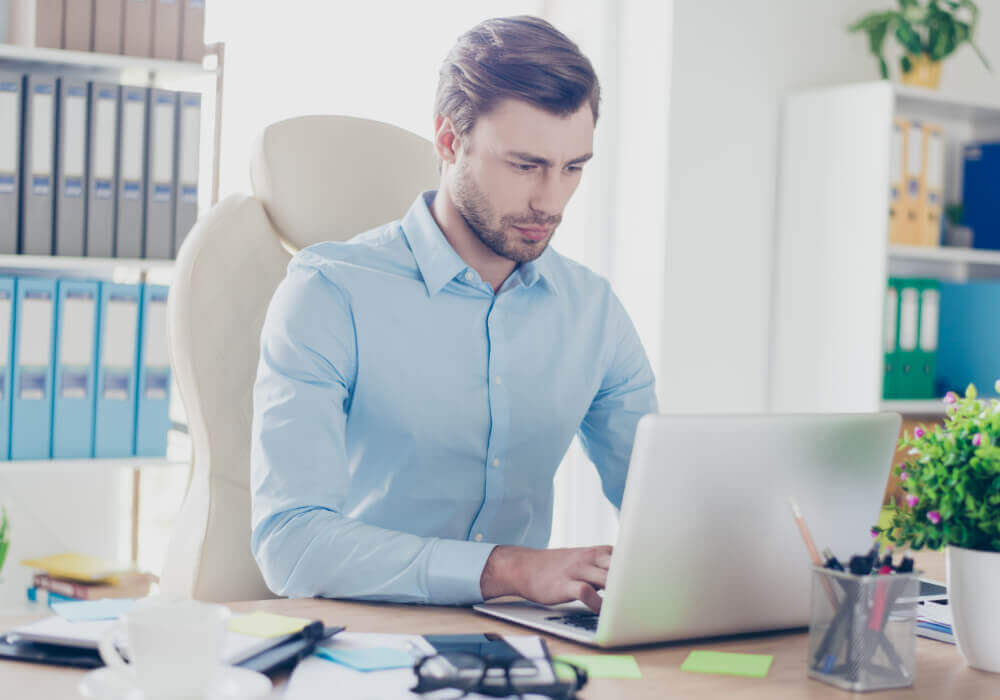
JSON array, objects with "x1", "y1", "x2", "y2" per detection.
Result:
[
  {"x1": 567, "y1": 165, "x2": 582, "y2": 173},
  {"x1": 512, "y1": 163, "x2": 537, "y2": 171}
]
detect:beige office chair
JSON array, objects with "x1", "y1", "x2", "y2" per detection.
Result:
[{"x1": 160, "y1": 115, "x2": 439, "y2": 602}]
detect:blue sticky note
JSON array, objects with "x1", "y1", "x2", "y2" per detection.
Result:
[
  {"x1": 314, "y1": 645, "x2": 413, "y2": 672},
  {"x1": 51, "y1": 599, "x2": 137, "y2": 622}
]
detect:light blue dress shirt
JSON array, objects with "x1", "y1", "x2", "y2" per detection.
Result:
[{"x1": 251, "y1": 191, "x2": 657, "y2": 605}]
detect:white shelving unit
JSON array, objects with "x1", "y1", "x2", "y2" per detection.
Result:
[
  {"x1": 879, "y1": 399, "x2": 947, "y2": 416},
  {"x1": 0, "y1": 456, "x2": 185, "y2": 473},
  {"x1": 770, "y1": 81, "x2": 1000, "y2": 417},
  {"x1": 0, "y1": 42, "x2": 222, "y2": 564}
]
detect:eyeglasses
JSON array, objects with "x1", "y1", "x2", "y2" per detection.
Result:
[{"x1": 411, "y1": 652, "x2": 588, "y2": 699}]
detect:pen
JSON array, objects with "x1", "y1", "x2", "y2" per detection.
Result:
[{"x1": 822, "y1": 548, "x2": 844, "y2": 571}]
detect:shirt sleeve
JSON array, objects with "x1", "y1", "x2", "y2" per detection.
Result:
[
  {"x1": 577, "y1": 291, "x2": 659, "y2": 509},
  {"x1": 250, "y1": 256, "x2": 495, "y2": 605}
]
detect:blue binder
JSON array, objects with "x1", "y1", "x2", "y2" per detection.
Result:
[
  {"x1": 94, "y1": 283, "x2": 141, "y2": 458},
  {"x1": 0, "y1": 278, "x2": 15, "y2": 460},
  {"x1": 52, "y1": 280, "x2": 100, "y2": 458},
  {"x1": 10, "y1": 278, "x2": 57, "y2": 460},
  {"x1": 135, "y1": 284, "x2": 170, "y2": 456}
]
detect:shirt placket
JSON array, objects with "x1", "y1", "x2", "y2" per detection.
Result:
[{"x1": 468, "y1": 294, "x2": 509, "y2": 543}]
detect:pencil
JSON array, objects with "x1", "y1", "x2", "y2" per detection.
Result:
[{"x1": 789, "y1": 497, "x2": 838, "y2": 608}]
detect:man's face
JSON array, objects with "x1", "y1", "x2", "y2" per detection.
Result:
[{"x1": 449, "y1": 99, "x2": 594, "y2": 263}]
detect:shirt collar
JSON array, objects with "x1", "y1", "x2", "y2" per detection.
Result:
[{"x1": 401, "y1": 190, "x2": 558, "y2": 296}]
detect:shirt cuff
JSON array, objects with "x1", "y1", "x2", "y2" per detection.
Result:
[{"x1": 426, "y1": 538, "x2": 497, "y2": 605}]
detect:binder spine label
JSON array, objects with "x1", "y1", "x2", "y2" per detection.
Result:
[
  {"x1": 32, "y1": 176, "x2": 50, "y2": 196},
  {"x1": 60, "y1": 367, "x2": 90, "y2": 398},
  {"x1": 181, "y1": 185, "x2": 197, "y2": 203},
  {"x1": 64, "y1": 178, "x2": 84, "y2": 198},
  {"x1": 19, "y1": 370, "x2": 47, "y2": 400},
  {"x1": 153, "y1": 184, "x2": 171, "y2": 202},
  {"x1": 123, "y1": 182, "x2": 141, "y2": 199},
  {"x1": 0, "y1": 175, "x2": 13, "y2": 194},
  {"x1": 95, "y1": 180, "x2": 113, "y2": 199},
  {"x1": 103, "y1": 370, "x2": 131, "y2": 400},
  {"x1": 144, "y1": 370, "x2": 169, "y2": 399}
]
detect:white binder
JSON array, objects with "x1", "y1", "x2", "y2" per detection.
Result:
[
  {"x1": 173, "y1": 91, "x2": 199, "y2": 257},
  {"x1": 20, "y1": 75, "x2": 57, "y2": 255},
  {"x1": 54, "y1": 78, "x2": 89, "y2": 257},
  {"x1": 0, "y1": 73, "x2": 21, "y2": 254},
  {"x1": 143, "y1": 89, "x2": 176, "y2": 259},
  {"x1": 115, "y1": 86, "x2": 148, "y2": 258}
]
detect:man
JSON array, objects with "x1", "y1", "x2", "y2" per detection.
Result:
[{"x1": 251, "y1": 15, "x2": 656, "y2": 614}]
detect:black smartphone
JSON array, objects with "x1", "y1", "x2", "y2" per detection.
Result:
[{"x1": 422, "y1": 633, "x2": 525, "y2": 663}]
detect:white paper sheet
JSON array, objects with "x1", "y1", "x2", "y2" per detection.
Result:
[{"x1": 284, "y1": 633, "x2": 552, "y2": 700}]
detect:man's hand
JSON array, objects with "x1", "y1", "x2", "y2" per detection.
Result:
[{"x1": 480, "y1": 545, "x2": 613, "y2": 613}]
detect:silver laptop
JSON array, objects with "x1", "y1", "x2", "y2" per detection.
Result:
[{"x1": 474, "y1": 412, "x2": 902, "y2": 648}]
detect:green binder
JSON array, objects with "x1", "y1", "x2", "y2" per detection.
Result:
[
  {"x1": 882, "y1": 278, "x2": 901, "y2": 400},
  {"x1": 896, "y1": 279, "x2": 921, "y2": 399},
  {"x1": 913, "y1": 278, "x2": 940, "y2": 399}
]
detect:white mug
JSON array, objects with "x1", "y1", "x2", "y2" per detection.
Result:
[{"x1": 98, "y1": 598, "x2": 231, "y2": 699}]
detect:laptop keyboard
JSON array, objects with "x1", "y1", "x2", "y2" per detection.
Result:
[{"x1": 545, "y1": 612, "x2": 599, "y2": 632}]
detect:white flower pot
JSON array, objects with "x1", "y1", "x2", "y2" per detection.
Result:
[{"x1": 947, "y1": 545, "x2": 1000, "y2": 673}]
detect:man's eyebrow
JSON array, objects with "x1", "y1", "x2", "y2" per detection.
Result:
[{"x1": 505, "y1": 151, "x2": 594, "y2": 166}]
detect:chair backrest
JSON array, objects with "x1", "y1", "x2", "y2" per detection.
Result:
[{"x1": 161, "y1": 116, "x2": 439, "y2": 601}]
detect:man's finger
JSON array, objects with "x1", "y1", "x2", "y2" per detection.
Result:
[
  {"x1": 574, "y1": 565, "x2": 608, "y2": 590},
  {"x1": 593, "y1": 551, "x2": 612, "y2": 569},
  {"x1": 572, "y1": 581, "x2": 603, "y2": 613}
]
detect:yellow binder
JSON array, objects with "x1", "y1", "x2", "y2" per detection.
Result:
[
  {"x1": 919, "y1": 123, "x2": 944, "y2": 247},
  {"x1": 888, "y1": 118, "x2": 909, "y2": 245},
  {"x1": 903, "y1": 121, "x2": 925, "y2": 246}
]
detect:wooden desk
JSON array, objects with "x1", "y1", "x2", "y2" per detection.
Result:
[{"x1": 1, "y1": 552, "x2": 996, "y2": 698}]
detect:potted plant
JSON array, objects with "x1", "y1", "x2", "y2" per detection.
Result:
[
  {"x1": 848, "y1": 0, "x2": 990, "y2": 89},
  {"x1": 0, "y1": 506, "x2": 9, "y2": 579},
  {"x1": 876, "y1": 382, "x2": 1000, "y2": 672}
]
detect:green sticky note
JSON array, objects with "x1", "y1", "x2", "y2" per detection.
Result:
[
  {"x1": 228, "y1": 611, "x2": 310, "y2": 638},
  {"x1": 553, "y1": 654, "x2": 642, "y2": 679},
  {"x1": 680, "y1": 650, "x2": 773, "y2": 678}
]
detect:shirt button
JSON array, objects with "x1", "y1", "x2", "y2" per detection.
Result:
[
  {"x1": 474, "y1": 533, "x2": 484, "y2": 542},
  {"x1": 464, "y1": 270, "x2": 475, "y2": 282},
  {"x1": 494, "y1": 376, "x2": 502, "y2": 385},
  {"x1": 492, "y1": 459, "x2": 500, "y2": 468}
]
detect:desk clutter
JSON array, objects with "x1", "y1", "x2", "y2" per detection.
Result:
[
  {"x1": 0, "y1": 71, "x2": 201, "y2": 260},
  {"x1": 0, "y1": 276, "x2": 170, "y2": 461},
  {"x1": 21, "y1": 552, "x2": 157, "y2": 606},
  {"x1": 807, "y1": 546, "x2": 920, "y2": 692},
  {"x1": 5, "y1": 0, "x2": 206, "y2": 63}
]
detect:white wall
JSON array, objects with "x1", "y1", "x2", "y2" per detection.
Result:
[{"x1": 660, "y1": 0, "x2": 1000, "y2": 414}]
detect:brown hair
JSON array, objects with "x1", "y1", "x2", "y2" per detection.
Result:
[{"x1": 435, "y1": 15, "x2": 600, "y2": 139}]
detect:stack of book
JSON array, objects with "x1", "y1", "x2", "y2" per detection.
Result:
[
  {"x1": 917, "y1": 600, "x2": 954, "y2": 644},
  {"x1": 20, "y1": 552, "x2": 157, "y2": 606}
]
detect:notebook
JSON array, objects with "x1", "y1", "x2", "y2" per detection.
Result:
[{"x1": 3, "y1": 614, "x2": 333, "y2": 666}]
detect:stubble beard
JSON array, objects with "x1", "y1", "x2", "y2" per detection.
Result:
[{"x1": 451, "y1": 163, "x2": 559, "y2": 264}]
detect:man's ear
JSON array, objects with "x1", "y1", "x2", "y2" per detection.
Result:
[{"x1": 434, "y1": 114, "x2": 461, "y2": 165}]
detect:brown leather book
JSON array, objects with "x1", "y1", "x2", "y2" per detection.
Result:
[
  {"x1": 152, "y1": 0, "x2": 181, "y2": 60},
  {"x1": 93, "y1": 0, "x2": 124, "y2": 54},
  {"x1": 179, "y1": 0, "x2": 205, "y2": 63},
  {"x1": 122, "y1": 0, "x2": 153, "y2": 57},
  {"x1": 63, "y1": 0, "x2": 94, "y2": 51},
  {"x1": 7, "y1": 0, "x2": 65, "y2": 48}
]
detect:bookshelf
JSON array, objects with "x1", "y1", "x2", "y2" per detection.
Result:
[
  {"x1": 0, "y1": 456, "x2": 186, "y2": 474},
  {"x1": 770, "y1": 81, "x2": 1000, "y2": 417},
  {"x1": 0, "y1": 42, "x2": 223, "y2": 566}
]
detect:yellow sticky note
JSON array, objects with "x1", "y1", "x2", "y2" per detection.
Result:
[{"x1": 228, "y1": 611, "x2": 311, "y2": 638}]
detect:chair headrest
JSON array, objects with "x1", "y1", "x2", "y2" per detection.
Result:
[{"x1": 250, "y1": 115, "x2": 440, "y2": 250}]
